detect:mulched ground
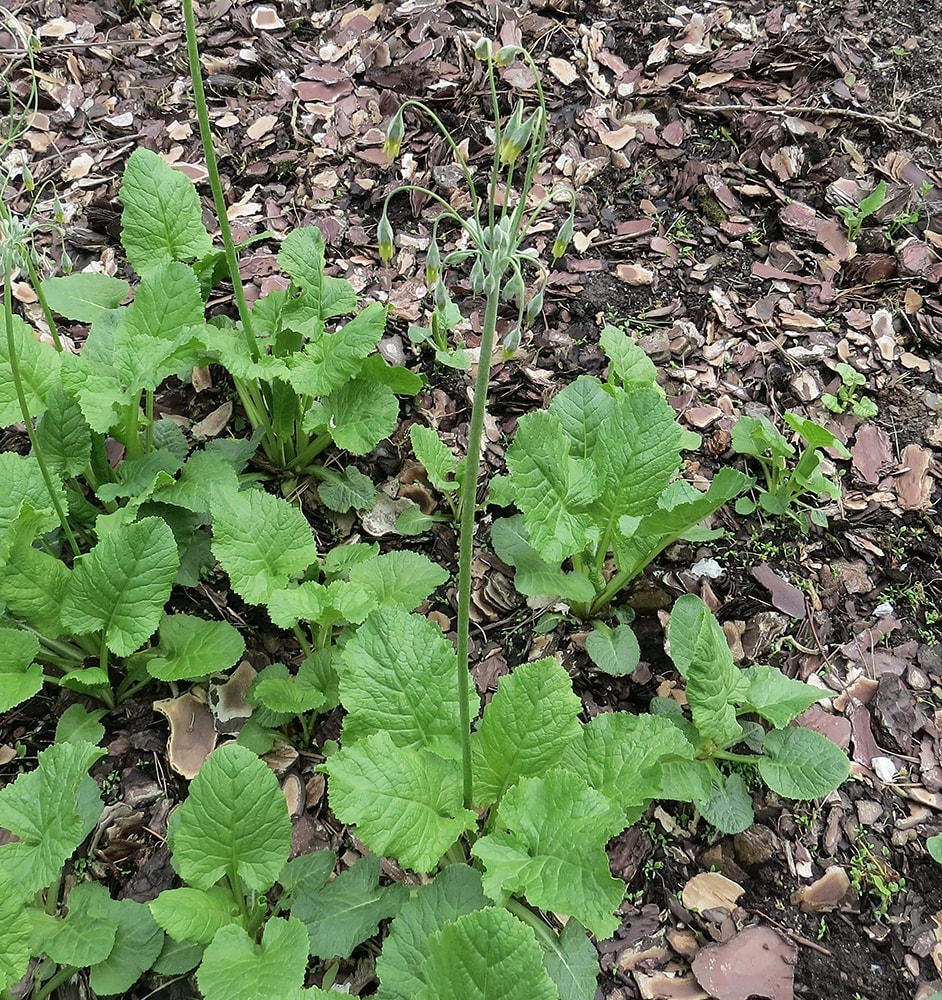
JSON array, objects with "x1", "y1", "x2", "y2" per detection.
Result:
[{"x1": 2, "y1": 0, "x2": 942, "y2": 997}]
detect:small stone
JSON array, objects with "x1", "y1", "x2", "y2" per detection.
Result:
[
  {"x1": 733, "y1": 824, "x2": 779, "y2": 871},
  {"x1": 685, "y1": 405, "x2": 723, "y2": 429},
  {"x1": 791, "y1": 865, "x2": 851, "y2": 912},
  {"x1": 855, "y1": 800, "x2": 884, "y2": 826}
]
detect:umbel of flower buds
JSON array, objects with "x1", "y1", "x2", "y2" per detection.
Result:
[
  {"x1": 383, "y1": 108, "x2": 405, "y2": 159},
  {"x1": 377, "y1": 213, "x2": 394, "y2": 264}
]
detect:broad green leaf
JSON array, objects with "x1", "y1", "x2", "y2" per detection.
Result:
[
  {"x1": 40, "y1": 273, "x2": 130, "y2": 321},
  {"x1": 741, "y1": 666, "x2": 822, "y2": 729},
  {"x1": 211, "y1": 488, "x2": 317, "y2": 604},
  {"x1": 115, "y1": 258, "x2": 203, "y2": 341},
  {"x1": 0, "y1": 314, "x2": 60, "y2": 425},
  {"x1": 152, "y1": 449, "x2": 241, "y2": 514},
  {"x1": 584, "y1": 624, "x2": 640, "y2": 676},
  {"x1": 757, "y1": 727, "x2": 850, "y2": 799},
  {"x1": 278, "y1": 850, "x2": 337, "y2": 902},
  {"x1": 410, "y1": 424, "x2": 459, "y2": 492},
  {"x1": 657, "y1": 757, "x2": 714, "y2": 803},
  {"x1": 144, "y1": 614, "x2": 245, "y2": 681},
  {"x1": 696, "y1": 770, "x2": 754, "y2": 835},
  {"x1": 668, "y1": 595, "x2": 748, "y2": 749},
  {"x1": 318, "y1": 465, "x2": 375, "y2": 513},
  {"x1": 151, "y1": 936, "x2": 203, "y2": 975},
  {"x1": 60, "y1": 667, "x2": 112, "y2": 696},
  {"x1": 292, "y1": 853, "x2": 406, "y2": 960},
  {"x1": 547, "y1": 376, "x2": 615, "y2": 459},
  {"x1": 96, "y1": 450, "x2": 182, "y2": 503},
  {"x1": 278, "y1": 226, "x2": 357, "y2": 320},
  {"x1": 34, "y1": 386, "x2": 92, "y2": 478},
  {"x1": 0, "y1": 453, "x2": 62, "y2": 553},
  {"x1": 322, "y1": 377, "x2": 399, "y2": 454},
  {"x1": 346, "y1": 551, "x2": 448, "y2": 610},
  {"x1": 120, "y1": 147, "x2": 212, "y2": 271},
  {"x1": 470, "y1": 657, "x2": 582, "y2": 808},
  {"x1": 339, "y1": 609, "x2": 472, "y2": 752},
  {"x1": 360, "y1": 352, "x2": 423, "y2": 394},
  {"x1": 196, "y1": 916, "x2": 308, "y2": 1000},
  {"x1": 592, "y1": 389, "x2": 681, "y2": 525},
  {"x1": 376, "y1": 865, "x2": 490, "y2": 1000},
  {"x1": 323, "y1": 731, "x2": 476, "y2": 872},
  {"x1": 89, "y1": 895, "x2": 164, "y2": 996},
  {"x1": 251, "y1": 651, "x2": 332, "y2": 715},
  {"x1": 731, "y1": 414, "x2": 793, "y2": 459},
  {"x1": 505, "y1": 410, "x2": 600, "y2": 563},
  {"x1": 541, "y1": 918, "x2": 598, "y2": 1000},
  {"x1": 783, "y1": 412, "x2": 851, "y2": 459},
  {"x1": 167, "y1": 744, "x2": 291, "y2": 892},
  {"x1": 928, "y1": 834, "x2": 942, "y2": 867},
  {"x1": 472, "y1": 771, "x2": 624, "y2": 939},
  {"x1": 61, "y1": 517, "x2": 179, "y2": 656},
  {"x1": 266, "y1": 581, "x2": 326, "y2": 629},
  {"x1": 55, "y1": 704, "x2": 106, "y2": 746},
  {"x1": 0, "y1": 741, "x2": 104, "y2": 896},
  {"x1": 322, "y1": 541, "x2": 379, "y2": 575},
  {"x1": 414, "y1": 902, "x2": 559, "y2": 1000},
  {"x1": 31, "y1": 894, "x2": 117, "y2": 968},
  {"x1": 0, "y1": 866, "x2": 31, "y2": 991},
  {"x1": 149, "y1": 887, "x2": 242, "y2": 945},
  {"x1": 489, "y1": 516, "x2": 596, "y2": 604},
  {"x1": 0, "y1": 509, "x2": 66, "y2": 631},
  {"x1": 0, "y1": 629, "x2": 43, "y2": 712},
  {"x1": 286, "y1": 301, "x2": 387, "y2": 396},
  {"x1": 559, "y1": 712, "x2": 693, "y2": 820},
  {"x1": 599, "y1": 325, "x2": 658, "y2": 388}
]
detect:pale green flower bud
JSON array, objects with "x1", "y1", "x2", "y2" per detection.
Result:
[
  {"x1": 469, "y1": 257, "x2": 486, "y2": 294},
  {"x1": 377, "y1": 213, "x2": 395, "y2": 264},
  {"x1": 502, "y1": 326, "x2": 521, "y2": 356},
  {"x1": 496, "y1": 45, "x2": 523, "y2": 66},
  {"x1": 22, "y1": 164, "x2": 35, "y2": 192},
  {"x1": 552, "y1": 212, "x2": 574, "y2": 259},
  {"x1": 383, "y1": 108, "x2": 405, "y2": 159},
  {"x1": 425, "y1": 237, "x2": 441, "y2": 287},
  {"x1": 501, "y1": 270, "x2": 524, "y2": 305},
  {"x1": 474, "y1": 36, "x2": 492, "y2": 60},
  {"x1": 525, "y1": 290, "x2": 545, "y2": 324},
  {"x1": 434, "y1": 278, "x2": 449, "y2": 311}
]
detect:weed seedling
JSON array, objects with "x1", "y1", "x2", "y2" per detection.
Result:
[
  {"x1": 835, "y1": 179, "x2": 887, "y2": 241},
  {"x1": 821, "y1": 362, "x2": 878, "y2": 419}
]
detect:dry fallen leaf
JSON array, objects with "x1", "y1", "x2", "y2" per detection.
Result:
[
  {"x1": 153, "y1": 692, "x2": 216, "y2": 779},
  {"x1": 691, "y1": 925, "x2": 797, "y2": 1000}
]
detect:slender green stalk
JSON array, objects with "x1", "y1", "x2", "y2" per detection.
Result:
[
  {"x1": 504, "y1": 897, "x2": 559, "y2": 951},
  {"x1": 181, "y1": 0, "x2": 259, "y2": 362},
  {"x1": 24, "y1": 254, "x2": 64, "y2": 352},
  {"x1": 32, "y1": 965, "x2": 79, "y2": 1000},
  {"x1": 454, "y1": 281, "x2": 500, "y2": 810},
  {"x1": 2, "y1": 264, "x2": 80, "y2": 556}
]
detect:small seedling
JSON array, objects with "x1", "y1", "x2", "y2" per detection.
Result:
[
  {"x1": 821, "y1": 363, "x2": 878, "y2": 418},
  {"x1": 835, "y1": 179, "x2": 887, "y2": 240}
]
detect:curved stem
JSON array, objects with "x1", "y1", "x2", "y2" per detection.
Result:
[
  {"x1": 504, "y1": 897, "x2": 559, "y2": 951},
  {"x1": 454, "y1": 277, "x2": 501, "y2": 810},
  {"x1": 24, "y1": 253, "x2": 64, "y2": 351},
  {"x1": 182, "y1": 0, "x2": 259, "y2": 361},
  {"x1": 2, "y1": 264, "x2": 80, "y2": 556},
  {"x1": 32, "y1": 965, "x2": 79, "y2": 1000}
]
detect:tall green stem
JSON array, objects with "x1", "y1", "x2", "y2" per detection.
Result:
[
  {"x1": 2, "y1": 265, "x2": 80, "y2": 557},
  {"x1": 454, "y1": 276, "x2": 501, "y2": 810},
  {"x1": 182, "y1": 0, "x2": 259, "y2": 362}
]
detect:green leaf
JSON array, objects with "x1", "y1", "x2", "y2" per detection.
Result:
[
  {"x1": 346, "y1": 551, "x2": 448, "y2": 611},
  {"x1": 40, "y1": 273, "x2": 130, "y2": 321},
  {"x1": 376, "y1": 865, "x2": 490, "y2": 1000},
  {"x1": 696, "y1": 770, "x2": 754, "y2": 834},
  {"x1": 414, "y1": 903, "x2": 559, "y2": 1000},
  {"x1": 0, "y1": 866, "x2": 31, "y2": 992},
  {"x1": 55, "y1": 704, "x2": 106, "y2": 746},
  {"x1": 783, "y1": 412, "x2": 851, "y2": 459},
  {"x1": 167, "y1": 744, "x2": 291, "y2": 892},
  {"x1": 0, "y1": 314, "x2": 60, "y2": 425},
  {"x1": 322, "y1": 377, "x2": 399, "y2": 454},
  {"x1": 559, "y1": 712, "x2": 693, "y2": 820},
  {"x1": 339, "y1": 608, "x2": 472, "y2": 753},
  {"x1": 151, "y1": 936, "x2": 203, "y2": 975},
  {"x1": 211, "y1": 488, "x2": 318, "y2": 604},
  {"x1": 144, "y1": 614, "x2": 246, "y2": 681},
  {"x1": 741, "y1": 666, "x2": 821, "y2": 729},
  {"x1": 0, "y1": 741, "x2": 105, "y2": 896},
  {"x1": 585, "y1": 624, "x2": 640, "y2": 676},
  {"x1": 599, "y1": 325, "x2": 658, "y2": 388},
  {"x1": 549, "y1": 376, "x2": 616, "y2": 460},
  {"x1": 149, "y1": 887, "x2": 242, "y2": 945},
  {"x1": 541, "y1": 918, "x2": 598, "y2": 1000},
  {"x1": 668, "y1": 595, "x2": 748, "y2": 749},
  {"x1": 61, "y1": 516, "x2": 179, "y2": 656},
  {"x1": 278, "y1": 227, "x2": 357, "y2": 320},
  {"x1": 471, "y1": 657, "x2": 582, "y2": 808},
  {"x1": 318, "y1": 465, "x2": 376, "y2": 513},
  {"x1": 0, "y1": 454, "x2": 62, "y2": 556},
  {"x1": 472, "y1": 771, "x2": 624, "y2": 939},
  {"x1": 34, "y1": 386, "x2": 92, "y2": 479},
  {"x1": 410, "y1": 424, "x2": 459, "y2": 492},
  {"x1": 490, "y1": 516, "x2": 596, "y2": 603},
  {"x1": 292, "y1": 853, "x2": 406, "y2": 960},
  {"x1": 120, "y1": 147, "x2": 212, "y2": 272},
  {"x1": 196, "y1": 916, "x2": 309, "y2": 1000},
  {"x1": 928, "y1": 834, "x2": 942, "y2": 867},
  {"x1": 731, "y1": 414, "x2": 793, "y2": 460},
  {"x1": 757, "y1": 727, "x2": 850, "y2": 799},
  {"x1": 0, "y1": 629, "x2": 43, "y2": 712},
  {"x1": 505, "y1": 411, "x2": 600, "y2": 564},
  {"x1": 32, "y1": 894, "x2": 117, "y2": 968},
  {"x1": 323, "y1": 731, "x2": 477, "y2": 872},
  {"x1": 0, "y1": 521, "x2": 70, "y2": 637},
  {"x1": 251, "y1": 652, "x2": 332, "y2": 716},
  {"x1": 279, "y1": 850, "x2": 337, "y2": 902}
]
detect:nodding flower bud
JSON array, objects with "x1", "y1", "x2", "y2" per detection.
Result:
[
  {"x1": 383, "y1": 109, "x2": 405, "y2": 159},
  {"x1": 21, "y1": 164, "x2": 35, "y2": 193},
  {"x1": 525, "y1": 290, "x2": 545, "y2": 324},
  {"x1": 425, "y1": 238, "x2": 441, "y2": 287},
  {"x1": 497, "y1": 101, "x2": 530, "y2": 166},
  {"x1": 433, "y1": 277, "x2": 450, "y2": 311},
  {"x1": 377, "y1": 213, "x2": 395, "y2": 264},
  {"x1": 469, "y1": 257, "x2": 486, "y2": 295},
  {"x1": 474, "y1": 36, "x2": 492, "y2": 61},
  {"x1": 496, "y1": 44, "x2": 523, "y2": 66},
  {"x1": 501, "y1": 270, "x2": 525, "y2": 306},
  {"x1": 502, "y1": 326, "x2": 521, "y2": 356},
  {"x1": 552, "y1": 212, "x2": 574, "y2": 259}
]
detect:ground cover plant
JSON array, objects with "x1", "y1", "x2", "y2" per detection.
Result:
[{"x1": 4, "y1": 1, "x2": 942, "y2": 998}]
